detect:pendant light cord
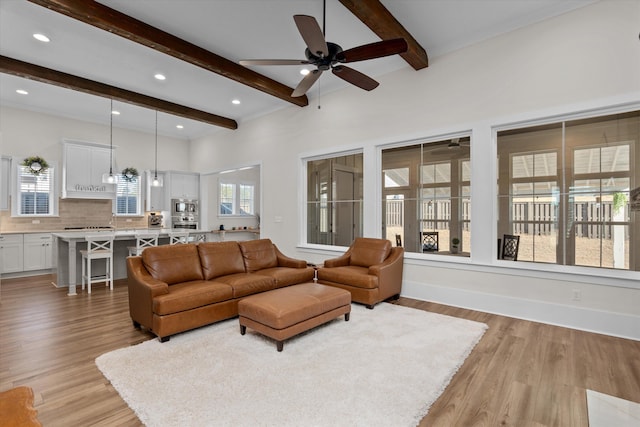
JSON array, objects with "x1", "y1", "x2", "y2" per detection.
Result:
[
  {"x1": 109, "y1": 99, "x2": 113, "y2": 175},
  {"x1": 154, "y1": 110, "x2": 159, "y2": 179}
]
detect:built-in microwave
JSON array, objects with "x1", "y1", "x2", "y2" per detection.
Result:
[{"x1": 172, "y1": 199, "x2": 198, "y2": 216}]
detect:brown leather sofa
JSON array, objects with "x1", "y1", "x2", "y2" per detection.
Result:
[
  {"x1": 127, "y1": 238, "x2": 315, "y2": 342},
  {"x1": 317, "y1": 237, "x2": 404, "y2": 309}
]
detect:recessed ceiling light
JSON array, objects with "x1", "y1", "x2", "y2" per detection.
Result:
[
  {"x1": 232, "y1": 99, "x2": 241, "y2": 105},
  {"x1": 111, "y1": 110, "x2": 120, "y2": 115},
  {"x1": 300, "y1": 68, "x2": 310, "y2": 76},
  {"x1": 176, "y1": 125, "x2": 184, "y2": 129},
  {"x1": 154, "y1": 73, "x2": 166, "y2": 81},
  {"x1": 33, "y1": 33, "x2": 50, "y2": 42},
  {"x1": 16, "y1": 89, "x2": 28, "y2": 95}
]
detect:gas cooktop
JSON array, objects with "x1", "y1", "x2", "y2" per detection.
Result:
[{"x1": 63, "y1": 226, "x2": 115, "y2": 230}]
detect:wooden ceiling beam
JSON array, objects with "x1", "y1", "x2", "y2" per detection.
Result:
[
  {"x1": 26, "y1": 0, "x2": 309, "y2": 108},
  {"x1": 0, "y1": 55, "x2": 238, "y2": 130},
  {"x1": 338, "y1": 0, "x2": 428, "y2": 70}
]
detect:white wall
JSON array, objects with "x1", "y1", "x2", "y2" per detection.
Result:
[
  {"x1": 0, "y1": 106, "x2": 191, "y2": 183},
  {"x1": 190, "y1": 1, "x2": 640, "y2": 339}
]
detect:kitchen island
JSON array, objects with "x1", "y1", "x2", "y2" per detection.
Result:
[{"x1": 52, "y1": 229, "x2": 209, "y2": 296}]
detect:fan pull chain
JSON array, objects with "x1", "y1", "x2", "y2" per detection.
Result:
[{"x1": 317, "y1": 78, "x2": 321, "y2": 109}]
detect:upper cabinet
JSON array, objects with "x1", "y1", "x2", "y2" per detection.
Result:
[
  {"x1": 61, "y1": 140, "x2": 115, "y2": 199},
  {"x1": 167, "y1": 171, "x2": 199, "y2": 199},
  {"x1": 145, "y1": 170, "x2": 167, "y2": 211},
  {"x1": 1, "y1": 156, "x2": 10, "y2": 210}
]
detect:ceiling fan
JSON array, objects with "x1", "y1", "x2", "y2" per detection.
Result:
[
  {"x1": 426, "y1": 138, "x2": 471, "y2": 156},
  {"x1": 239, "y1": 3, "x2": 408, "y2": 97}
]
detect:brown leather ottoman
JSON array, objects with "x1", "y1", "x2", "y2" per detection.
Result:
[{"x1": 238, "y1": 283, "x2": 351, "y2": 351}]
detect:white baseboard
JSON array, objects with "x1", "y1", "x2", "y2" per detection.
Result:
[{"x1": 402, "y1": 280, "x2": 640, "y2": 341}]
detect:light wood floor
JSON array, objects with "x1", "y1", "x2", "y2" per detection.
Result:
[{"x1": 1, "y1": 275, "x2": 638, "y2": 427}]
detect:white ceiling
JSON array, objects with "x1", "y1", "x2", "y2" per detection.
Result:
[{"x1": 0, "y1": 0, "x2": 595, "y2": 140}]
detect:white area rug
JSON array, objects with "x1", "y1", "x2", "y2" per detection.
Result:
[
  {"x1": 96, "y1": 303, "x2": 487, "y2": 427},
  {"x1": 587, "y1": 390, "x2": 640, "y2": 427}
]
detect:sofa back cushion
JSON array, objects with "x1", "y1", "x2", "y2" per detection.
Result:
[
  {"x1": 349, "y1": 238, "x2": 392, "y2": 267},
  {"x1": 238, "y1": 239, "x2": 278, "y2": 272},
  {"x1": 141, "y1": 244, "x2": 203, "y2": 285},
  {"x1": 197, "y1": 241, "x2": 246, "y2": 280}
]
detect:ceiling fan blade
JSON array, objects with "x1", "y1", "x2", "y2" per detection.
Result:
[
  {"x1": 292, "y1": 69, "x2": 323, "y2": 97},
  {"x1": 294, "y1": 15, "x2": 328, "y2": 57},
  {"x1": 240, "y1": 59, "x2": 310, "y2": 66},
  {"x1": 336, "y1": 38, "x2": 408, "y2": 63},
  {"x1": 331, "y1": 66, "x2": 379, "y2": 91}
]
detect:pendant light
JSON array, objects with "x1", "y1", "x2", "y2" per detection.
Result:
[
  {"x1": 102, "y1": 99, "x2": 118, "y2": 184},
  {"x1": 151, "y1": 110, "x2": 163, "y2": 187}
]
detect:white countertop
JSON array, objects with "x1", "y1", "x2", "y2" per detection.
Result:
[{"x1": 51, "y1": 228, "x2": 211, "y2": 240}]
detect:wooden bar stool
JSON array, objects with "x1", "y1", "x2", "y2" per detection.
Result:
[{"x1": 81, "y1": 233, "x2": 114, "y2": 294}]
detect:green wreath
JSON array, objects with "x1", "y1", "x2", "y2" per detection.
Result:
[
  {"x1": 121, "y1": 167, "x2": 139, "y2": 182},
  {"x1": 22, "y1": 156, "x2": 49, "y2": 176}
]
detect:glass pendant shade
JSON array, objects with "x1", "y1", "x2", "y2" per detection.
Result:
[{"x1": 102, "y1": 172, "x2": 118, "y2": 184}]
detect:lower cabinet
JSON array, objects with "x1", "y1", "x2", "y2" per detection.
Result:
[
  {"x1": 23, "y1": 233, "x2": 54, "y2": 271},
  {"x1": 0, "y1": 234, "x2": 24, "y2": 274},
  {"x1": 0, "y1": 233, "x2": 55, "y2": 274}
]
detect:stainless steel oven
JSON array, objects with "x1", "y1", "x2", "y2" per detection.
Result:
[{"x1": 171, "y1": 199, "x2": 199, "y2": 229}]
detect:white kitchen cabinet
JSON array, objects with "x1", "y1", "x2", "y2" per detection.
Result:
[
  {"x1": 168, "y1": 171, "x2": 199, "y2": 199},
  {"x1": 1, "y1": 157, "x2": 10, "y2": 210},
  {"x1": 0, "y1": 234, "x2": 24, "y2": 274},
  {"x1": 23, "y1": 233, "x2": 54, "y2": 271},
  {"x1": 62, "y1": 140, "x2": 115, "y2": 199},
  {"x1": 145, "y1": 170, "x2": 167, "y2": 211}
]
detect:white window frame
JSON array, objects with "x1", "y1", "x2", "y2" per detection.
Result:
[
  {"x1": 114, "y1": 175, "x2": 142, "y2": 216},
  {"x1": 12, "y1": 161, "x2": 58, "y2": 217}
]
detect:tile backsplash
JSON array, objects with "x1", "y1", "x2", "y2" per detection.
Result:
[{"x1": 0, "y1": 198, "x2": 148, "y2": 232}]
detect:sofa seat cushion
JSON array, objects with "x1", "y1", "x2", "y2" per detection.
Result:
[
  {"x1": 317, "y1": 266, "x2": 378, "y2": 289},
  {"x1": 258, "y1": 266, "x2": 315, "y2": 288},
  {"x1": 153, "y1": 281, "x2": 233, "y2": 315},
  {"x1": 214, "y1": 273, "x2": 276, "y2": 298}
]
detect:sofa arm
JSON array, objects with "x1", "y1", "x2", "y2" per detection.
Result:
[
  {"x1": 274, "y1": 245, "x2": 308, "y2": 268},
  {"x1": 127, "y1": 257, "x2": 169, "y2": 330},
  {"x1": 323, "y1": 251, "x2": 351, "y2": 268},
  {"x1": 368, "y1": 247, "x2": 404, "y2": 300}
]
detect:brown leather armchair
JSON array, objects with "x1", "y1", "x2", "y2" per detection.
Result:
[{"x1": 317, "y1": 237, "x2": 404, "y2": 309}]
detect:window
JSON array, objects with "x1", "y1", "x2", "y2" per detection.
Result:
[
  {"x1": 115, "y1": 176, "x2": 141, "y2": 215},
  {"x1": 306, "y1": 153, "x2": 363, "y2": 246},
  {"x1": 381, "y1": 137, "x2": 471, "y2": 254},
  {"x1": 239, "y1": 184, "x2": 254, "y2": 215},
  {"x1": 16, "y1": 165, "x2": 55, "y2": 216},
  {"x1": 497, "y1": 110, "x2": 638, "y2": 270},
  {"x1": 219, "y1": 182, "x2": 255, "y2": 215},
  {"x1": 219, "y1": 183, "x2": 235, "y2": 215}
]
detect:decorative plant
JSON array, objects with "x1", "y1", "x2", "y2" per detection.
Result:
[
  {"x1": 121, "y1": 167, "x2": 139, "y2": 182},
  {"x1": 613, "y1": 192, "x2": 628, "y2": 214},
  {"x1": 451, "y1": 237, "x2": 460, "y2": 253},
  {"x1": 21, "y1": 156, "x2": 49, "y2": 176}
]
